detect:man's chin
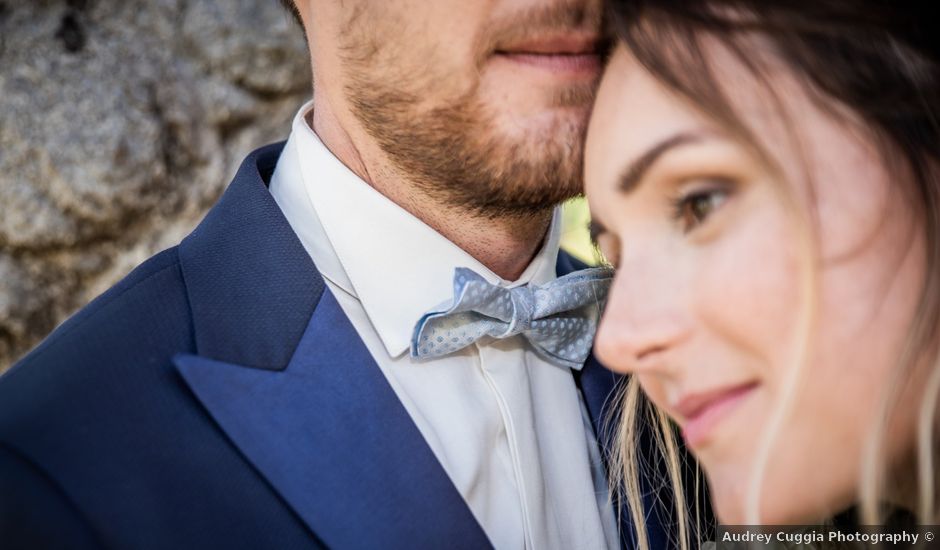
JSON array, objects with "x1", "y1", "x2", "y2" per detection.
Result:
[
  {"x1": 490, "y1": 114, "x2": 590, "y2": 163},
  {"x1": 480, "y1": 65, "x2": 596, "y2": 125}
]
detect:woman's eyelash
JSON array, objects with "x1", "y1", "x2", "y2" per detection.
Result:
[
  {"x1": 670, "y1": 180, "x2": 734, "y2": 233},
  {"x1": 587, "y1": 220, "x2": 619, "y2": 267},
  {"x1": 588, "y1": 220, "x2": 606, "y2": 246}
]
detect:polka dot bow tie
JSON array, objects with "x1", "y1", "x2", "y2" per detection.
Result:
[{"x1": 410, "y1": 266, "x2": 614, "y2": 369}]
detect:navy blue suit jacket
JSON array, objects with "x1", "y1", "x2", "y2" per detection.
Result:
[{"x1": 0, "y1": 143, "x2": 681, "y2": 549}]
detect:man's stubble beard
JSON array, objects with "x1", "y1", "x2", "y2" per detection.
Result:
[{"x1": 342, "y1": 51, "x2": 595, "y2": 220}]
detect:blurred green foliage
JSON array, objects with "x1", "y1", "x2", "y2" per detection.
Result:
[{"x1": 560, "y1": 197, "x2": 601, "y2": 266}]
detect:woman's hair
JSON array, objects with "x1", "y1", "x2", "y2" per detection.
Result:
[{"x1": 603, "y1": 1, "x2": 940, "y2": 548}]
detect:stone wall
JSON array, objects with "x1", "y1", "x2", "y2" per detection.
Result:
[{"x1": 0, "y1": 0, "x2": 310, "y2": 371}]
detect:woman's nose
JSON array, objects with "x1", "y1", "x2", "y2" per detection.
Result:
[{"x1": 593, "y1": 262, "x2": 692, "y2": 375}]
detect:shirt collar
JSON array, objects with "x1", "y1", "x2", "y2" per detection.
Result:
[{"x1": 280, "y1": 101, "x2": 562, "y2": 358}]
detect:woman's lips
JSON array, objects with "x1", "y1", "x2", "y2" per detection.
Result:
[{"x1": 674, "y1": 382, "x2": 759, "y2": 448}]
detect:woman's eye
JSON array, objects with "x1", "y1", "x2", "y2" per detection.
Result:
[{"x1": 673, "y1": 187, "x2": 730, "y2": 233}]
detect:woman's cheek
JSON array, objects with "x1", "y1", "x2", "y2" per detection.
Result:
[{"x1": 696, "y1": 189, "x2": 803, "y2": 381}]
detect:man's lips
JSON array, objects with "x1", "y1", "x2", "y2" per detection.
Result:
[
  {"x1": 494, "y1": 34, "x2": 601, "y2": 73},
  {"x1": 673, "y1": 381, "x2": 759, "y2": 447},
  {"x1": 498, "y1": 34, "x2": 600, "y2": 55},
  {"x1": 495, "y1": 52, "x2": 600, "y2": 71}
]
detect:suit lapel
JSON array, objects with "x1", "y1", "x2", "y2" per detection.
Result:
[
  {"x1": 559, "y1": 252, "x2": 647, "y2": 549},
  {"x1": 173, "y1": 143, "x2": 490, "y2": 549},
  {"x1": 560, "y1": 252, "x2": 683, "y2": 549},
  {"x1": 174, "y1": 289, "x2": 490, "y2": 549},
  {"x1": 577, "y1": 354, "x2": 621, "y2": 458},
  {"x1": 555, "y1": 252, "x2": 622, "y2": 452}
]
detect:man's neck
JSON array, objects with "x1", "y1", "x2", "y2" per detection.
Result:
[{"x1": 310, "y1": 96, "x2": 554, "y2": 281}]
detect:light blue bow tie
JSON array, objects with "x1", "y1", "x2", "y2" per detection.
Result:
[{"x1": 410, "y1": 266, "x2": 614, "y2": 369}]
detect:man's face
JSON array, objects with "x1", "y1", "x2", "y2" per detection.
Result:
[{"x1": 309, "y1": 0, "x2": 604, "y2": 215}]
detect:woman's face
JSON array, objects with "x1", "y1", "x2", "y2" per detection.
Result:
[{"x1": 585, "y1": 44, "x2": 927, "y2": 523}]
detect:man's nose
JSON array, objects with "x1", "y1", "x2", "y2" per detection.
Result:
[{"x1": 593, "y1": 259, "x2": 692, "y2": 375}]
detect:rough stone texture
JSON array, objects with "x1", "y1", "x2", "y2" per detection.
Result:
[{"x1": 0, "y1": 0, "x2": 310, "y2": 371}]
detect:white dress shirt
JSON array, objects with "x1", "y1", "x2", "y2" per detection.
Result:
[{"x1": 269, "y1": 101, "x2": 618, "y2": 550}]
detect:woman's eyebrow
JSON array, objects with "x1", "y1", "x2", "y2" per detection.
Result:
[{"x1": 619, "y1": 131, "x2": 708, "y2": 193}]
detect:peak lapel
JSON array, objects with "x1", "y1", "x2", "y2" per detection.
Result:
[{"x1": 174, "y1": 290, "x2": 491, "y2": 549}]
